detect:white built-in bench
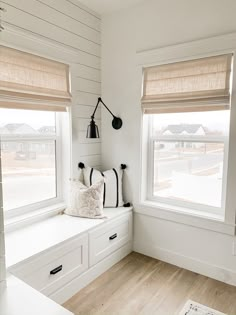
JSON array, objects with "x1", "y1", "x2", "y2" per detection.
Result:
[{"x1": 4, "y1": 207, "x2": 133, "y2": 311}]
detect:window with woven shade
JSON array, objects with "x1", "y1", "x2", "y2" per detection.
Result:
[
  {"x1": 143, "y1": 54, "x2": 233, "y2": 213},
  {"x1": 142, "y1": 54, "x2": 232, "y2": 114},
  {"x1": 0, "y1": 46, "x2": 70, "y2": 219}
]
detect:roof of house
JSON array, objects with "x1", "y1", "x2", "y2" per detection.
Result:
[
  {"x1": 162, "y1": 124, "x2": 204, "y2": 135},
  {"x1": 4, "y1": 123, "x2": 38, "y2": 134},
  {"x1": 4, "y1": 123, "x2": 25, "y2": 132}
]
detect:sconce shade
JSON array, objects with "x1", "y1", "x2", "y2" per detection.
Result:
[{"x1": 86, "y1": 118, "x2": 99, "y2": 138}]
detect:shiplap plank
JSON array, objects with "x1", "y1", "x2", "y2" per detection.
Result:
[
  {"x1": 72, "y1": 117, "x2": 101, "y2": 132},
  {"x1": 71, "y1": 64, "x2": 100, "y2": 82},
  {"x1": 71, "y1": 77, "x2": 101, "y2": 95},
  {"x1": 72, "y1": 124, "x2": 101, "y2": 144},
  {"x1": 72, "y1": 149, "x2": 101, "y2": 174},
  {"x1": 67, "y1": 0, "x2": 100, "y2": 19},
  {"x1": 80, "y1": 155, "x2": 101, "y2": 167},
  {"x1": 2, "y1": 4, "x2": 100, "y2": 56},
  {"x1": 1, "y1": 27, "x2": 100, "y2": 69},
  {"x1": 72, "y1": 142, "x2": 101, "y2": 157},
  {"x1": 77, "y1": 131, "x2": 101, "y2": 144},
  {"x1": 72, "y1": 92, "x2": 100, "y2": 106},
  {"x1": 72, "y1": 105, "x2": 101, "y2": 119},
  {"x1": 3, "y1": 0, "x2": 100, "y2": 44},
  {"x1": 39, "y1": 0, "x2": 100, "y2": 31},
  {"x1": 80, "y1": 143, "x2": 101, "y2": 156}
]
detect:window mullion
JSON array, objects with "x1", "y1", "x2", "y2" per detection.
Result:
[{"x1": 152, "y1": 135, "x2": 226, "y2": 143}]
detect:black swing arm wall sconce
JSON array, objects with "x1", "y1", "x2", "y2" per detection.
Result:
[{"x1": 87, "y1": 97, "x2": 122, "y2": 138}]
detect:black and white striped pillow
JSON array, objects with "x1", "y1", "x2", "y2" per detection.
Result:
[{"x1": 83, "y1": 166, "x2": 124, "y2": 208}]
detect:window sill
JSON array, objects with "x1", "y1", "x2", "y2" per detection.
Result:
[
  {"x1": 135, "y1": 200, "x2": 235, "y2": 235},
  {"x1": 4, "y1": 202, "x2": 66, "y2": 233}
]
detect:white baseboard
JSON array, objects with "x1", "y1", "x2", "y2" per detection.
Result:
[
  {"x1": 134, "y1": 241, "x2": 236, "y2": 286},
  {"x1": 49, "y1": 242, "x2": 133, "y2": 305}
]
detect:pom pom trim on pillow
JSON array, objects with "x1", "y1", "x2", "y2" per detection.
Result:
[{"x1": 78, "y1": 162, "x2": 85, "y2": 169}]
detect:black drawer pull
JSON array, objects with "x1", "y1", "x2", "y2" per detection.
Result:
[
  {"x1": 109, "y1": 233, "x2": 117, "y2": 240},
  {"x1": 50, "y1": 265, "x2": 63, "y2": 275}
]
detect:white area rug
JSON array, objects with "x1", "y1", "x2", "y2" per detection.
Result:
[{"x1": 179, "y1": 300, "x2": 227, "y2": 315}]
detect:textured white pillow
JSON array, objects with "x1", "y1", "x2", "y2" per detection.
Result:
[
  {"x1": 83, "y1": 166, "x2": 124, "y2": 208},
  {"x1": 65, "y1": 179, "x2": 105, "y2": 219}
]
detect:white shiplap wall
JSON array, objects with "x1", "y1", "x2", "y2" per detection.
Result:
[{"x1": 0, "y1": 0, "x2": 102, "y2": 175}]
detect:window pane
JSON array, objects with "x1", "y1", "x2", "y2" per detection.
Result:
[
  {"x1": 153, "y1": 141, "x2": 224, "y2": 208},
  {"x1": 0, "y1": 108, "x2": 57, "y2": 211},
  {"x1": 152, "y1": 110, "x2": 230, "y2": 137},
  {"x1": 1, "y1": 140, "x2": 56, "y2": 211}
]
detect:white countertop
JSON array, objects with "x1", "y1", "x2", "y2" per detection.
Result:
[
  {"x1": 0, "y1": 275, "x2": 73, "y2": 315},
  {"x1": 5, "y1": 207, "x2": 132, "y2": 268}
]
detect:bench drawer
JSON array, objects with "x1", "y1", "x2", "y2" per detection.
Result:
[
  {"x1": 11, "y1": 234, "x2": 88, "y2": 296},
  {"x1": 89, "y1": 213, "x2": 132, "y2": 266}
]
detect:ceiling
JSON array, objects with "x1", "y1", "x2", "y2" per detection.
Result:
[{"x1": 78, "y1": 0, "x2": 145, "y2": 15}]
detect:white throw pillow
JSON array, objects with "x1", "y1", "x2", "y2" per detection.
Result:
[
  {"x1": 83, "y1": 166, "x2": 124, "y2": 208},
  {"x1": 65, "y1": 179, "x2": 105, "y2": 219}
]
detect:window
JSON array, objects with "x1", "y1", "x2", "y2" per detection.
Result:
[
  {"x1": 0, "y1": 45, "x2": 71, "y2": 219},
  {"x1": 147, "y1": 110, "x2": 230, "y2": 211},
  {"x1": 142, "y1": 54, "x2": 233, "y2": 213},
  {"x1": 0, "y1": 108, "x2": 62, "y2": 213}
]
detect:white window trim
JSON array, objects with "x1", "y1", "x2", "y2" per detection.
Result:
[
  {"x1": 134, "y1": 201, "x2": 235, "y2": 236},
  {"x1": 2, "y1": 112, "x2": 66, "y2": 222},
  {"x1": 137, "y1": 32, "x2": 236, "y2": 230},
  {"x1": 4, "y1": 202, "x2": 66, "y2": 233},
  {"x1": 146, "y1": 115, "x2": 229, "y2": 217}
]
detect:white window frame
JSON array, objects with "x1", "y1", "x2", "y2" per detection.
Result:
[
  {"x1": 2, "y1": 112, "x2": 64, "y2": 221},
  {"x1": 137, "y1": 33, "x2": 236, "y2": 225},
  {"x1": 146, "y1": 115, "x2": 229, "y2": 216}
]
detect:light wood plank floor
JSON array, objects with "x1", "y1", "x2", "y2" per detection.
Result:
[{"x1": 64, "y1": 252, "x2": 236, "y2": 315}]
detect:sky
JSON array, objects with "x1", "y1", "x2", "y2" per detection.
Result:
[
  {"x1": 152, "y1": 110, "x2": 230, "y2": 135},
  {"x1": 0, "y1": 108, "x2": 55, "y2": 129}
]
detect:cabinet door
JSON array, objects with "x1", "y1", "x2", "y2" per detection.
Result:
[
  {"x1": 11, "y1": 234, "x2": 88, "y2": 296},
  {"x1": 89, "y1": 213, "x2": 132, "y2": 266}
]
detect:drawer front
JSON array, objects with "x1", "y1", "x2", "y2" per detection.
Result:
[
  {"x1": 11, "y1": 234, "x2": 88, "y2": 296},
  {"x1": 89, "y1": 213, "x2": 132, "y2": 266}
]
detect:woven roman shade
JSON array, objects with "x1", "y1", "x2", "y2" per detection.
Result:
[
  {"x1": 142, "y1": 54, "x2": 232, "y2": 114},
  {"x1": 0, "y1": 45, "x2": 71, "y2": 112}
]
